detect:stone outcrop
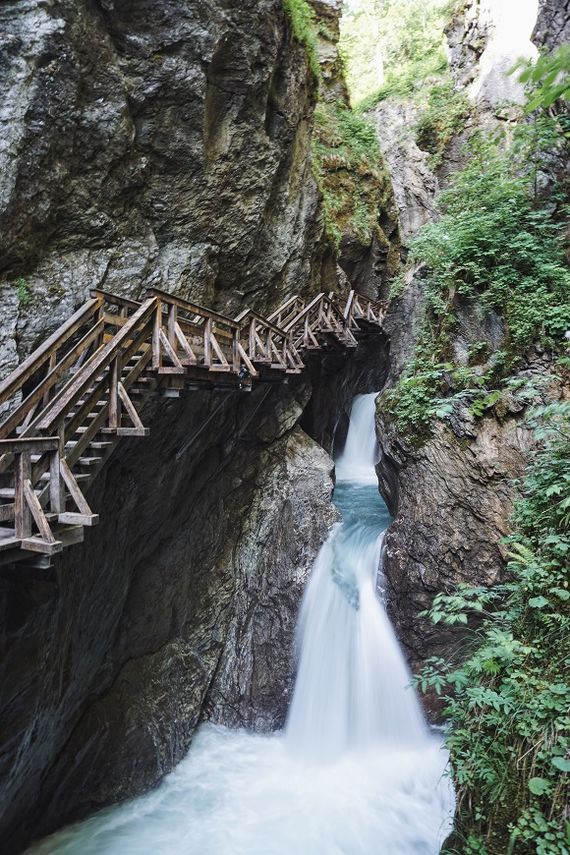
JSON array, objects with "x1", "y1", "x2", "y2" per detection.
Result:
[
  {"x1": 371, "y1": 0, "x2": 570, "y2": 679},
  {"x1": 533, "y1": 0, "x2": 570, "y2": 50},
  {"x1": 0, "y1": 1, "x2": 359, "y2": 850},
  {"x1": 0, "y1": 0, "x2": 325, "y2": 378},
  {"x1": 0, "y1": 380, "x2": 338, "y2": 852}
]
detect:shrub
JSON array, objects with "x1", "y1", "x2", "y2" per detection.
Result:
[
  {"x1": 415, "y1": 79, "x2": 471, "y2": 168},
  {"x1": 381, "y1": 119, "x2": 570, "y2": 441},
  {"x1": 312, "y1": 101, "x2": 394, "y2": 251}
]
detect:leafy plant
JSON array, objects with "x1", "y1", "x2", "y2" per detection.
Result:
[
  {"x1": 415, "y1": 79, "x2": 470, "y2": 168},
  {"x1": 418, "y1": 402, "x2": 570, "y2": 854},
  {"x1": 512, "y1": 44, "x2": 570, "y2": 113},
  {"x1": 15, "y1": 277, "x2": 32, "y2": 307},
  {"x1": 380, "y1": 119, "x2": 570, "y2": 441}
]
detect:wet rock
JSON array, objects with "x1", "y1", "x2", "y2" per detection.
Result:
[
  {"x1": 376, "y1": 367, "x2": 568, "y2": 674},
  {"x1": 0, "y1": 382, "x2": 338, "y2": 852}
]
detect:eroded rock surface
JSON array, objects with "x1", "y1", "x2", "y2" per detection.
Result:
[
  {"x1": 0, "y1": 382, "x2": 337, "y2": 852},
  {"x1": 0, "y1": 0, "x2": 325, "y2": 374}
]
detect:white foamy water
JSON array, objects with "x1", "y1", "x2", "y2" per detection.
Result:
[
  {"x1": 335, "y1": 393, "x2": 380, "y2": 484},
  {"x1": 27, "y1": 392, "x2": 454, "y2": 855}
]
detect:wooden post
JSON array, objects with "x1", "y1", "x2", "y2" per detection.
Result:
[
  {"x1": 249, "y1": 319, "x2": 256, "y2": 362},
  {"x1": 42, "y1": 352, "x2": 57, "y2": 408},
  {"x1": 204, "y1": 319, "x2": 212, "y2": 368},
  {"x1": 49, "y1": 421, "x2": 65, "y2": 514},
  {"x1": 167, "y1": 303, "x2": 177, "y2": 350},
  {"x1": 152, "y1": 298, "x2": 162, "y2": 370},
  {"x1": 233, "y1": 328, "x2": 241, "y2": 374},
  {"x1": 14, "y1": 450, "x2": 32, "y2": 539},
  {"x1": 109, "y1": 356, "x2": 121, "y2": 431}
]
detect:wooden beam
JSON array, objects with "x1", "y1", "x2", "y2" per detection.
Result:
[
  {"x1": 23, "y1": 478, "x2": 57, "y2": 544},
  {"x1": 59, "y1": 458, "x2": 95, "y2": 517},
  {"x1": 118, "y1": 383, "x2": 147, "y2": 433}
]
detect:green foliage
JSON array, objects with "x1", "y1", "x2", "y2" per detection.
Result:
[
  {"x1": 415, "y1": 79, "x2": 470, "y2": 168},
  {"x1": 513, "y1": 45, "x2": 570, "y2": 113},
  {"x1": 282, "y1": 0, "x2": 321, "y2": 81},
  {"x1": 340, "y1": 0, "x2": 450, "y2": 109},
  {"x1": 15, "y1": 277, "x2": 31, "y2": 307},
  {"x1": 418, "y1": 402, "x2": 570, "y2": 854},
  {"x1": 380, "y1": 118, "x2": 570, "y2": 440},
  {"x1": 312, "y1": 101, "x2": 394, "y2": 250}
]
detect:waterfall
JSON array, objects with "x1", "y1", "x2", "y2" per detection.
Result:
[
  {"x1": 27, "y1": 393, "x2": 454, "y2": 855},
  {"x1": 334, "y1": 392, "x2": 380, "y2": 484},
  {"x1": 286, "y1": 394, "x2": 426, "y2": 760}
]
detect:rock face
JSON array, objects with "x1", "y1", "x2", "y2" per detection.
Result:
[
  {"x1": 0, "y1": 380, "x2": 338, "y2": 852},
  {"x1": 370, "y1": 102, "x2": 438, "y2": 248},
  {"x1": 533, "y1": 0, "x2": 570, "y2": 50},
  {"x1": 0, "y1": 2, "x2": 370, "y2": 850},
  {"x1": 370, "y1": 0, "x2": 570, "y2": 678},
  {"x1": 0, "y1": 0, "x2": 325, "y2": 376}
]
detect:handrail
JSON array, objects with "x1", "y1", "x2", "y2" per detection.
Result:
[
  {"x1": 147, "y1": 288, "x2": 241, "y2": 330},
  {"x1": 234, "y1": 308, "x2": 288, "y2": 338},
  {"x1": 90, "y1": 289, "x2": 141, "y2": 311},
  {"x1": 0, "y1": 297, "x2": 103, "y2": 405},
  {"x1": 33, "y1": 298, "x2": 157, "y2": 433}
]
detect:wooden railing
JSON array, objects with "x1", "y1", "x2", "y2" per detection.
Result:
[{"x1": 0, "y1": 286, "x2": 385, "y2": 565}]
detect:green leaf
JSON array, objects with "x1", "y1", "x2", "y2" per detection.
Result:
[
  {"x1": 528, "y1": 596, "x2": 549, "y2": 609},
  {"x1": 528, "y1": 777, "x2": 551, "y2": 796},
  {"x1": 551, "y1": 757, "x2": 570, "y2": 773}
]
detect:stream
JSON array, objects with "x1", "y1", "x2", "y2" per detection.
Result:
[{"x1": 28, "y1": 393, "x2": 454, "y2": 854}]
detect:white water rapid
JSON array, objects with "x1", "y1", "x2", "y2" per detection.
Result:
[{"x1": 28, "y1": 392, "x2": 454, "y2": 855}]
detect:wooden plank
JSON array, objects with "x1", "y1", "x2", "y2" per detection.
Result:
[
  {"x1": 0, "y1": 437, "x2": 59, "y2": 454},
  {"x1": 0, "y1": 297, "x2": 103, "y2": 405},
  {"x1": 32, "y1": 298, "x2": 156, "y2": 433},
  {"x1": 108, "y1": 356, "x2": 121, "y2": 431},
  {"x1": 58, "y1": 511, "x2": 99, "y2": 526},
  {"x1": 23, "y1": 478, "x2": 56, "y2": 543},
  {"x1": 158, "y1": 328, "x2": 184, "y2": 370},
  {"x1": 14, "y1": 451, "x2": 32, "y2": 539},
  {"x1": 147, "y1": 288, "x2": 241, "y2": 330},
  {"x1": 59, "y1": 458, "x2": 94, "y2": 516},
  {"x1": 117, "y1": 383, "x2": 146, "y2": 432},
  {"x1": 173, "y1": 322, "x2": 198, "y2": 365},
  {"x1": 21, "y1": 537, "x2": 63, "y2": 555},
  {"x1": 208, "y1": 331, "x2": 229, "y2": 368},
  {"x1": 236, "y1": 343, "x2": 259, "y2": 378},
  {"x1": 89, "y1": 289, "x2": 141, "y2": 311}
]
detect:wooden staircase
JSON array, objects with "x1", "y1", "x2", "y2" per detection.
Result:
[{"x1": 0, "y1": 287, "x2": 386, "y2": 567}]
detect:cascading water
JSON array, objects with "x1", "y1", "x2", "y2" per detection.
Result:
[
  {"x1": 28, "y1": 393, "x2": 454, "y2": 855},
  {"x1": 286, "y1": 394, "x2": 427, "y2": 762}
]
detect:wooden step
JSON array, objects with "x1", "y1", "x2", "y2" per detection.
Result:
[
  {"x1": 88, "y1": 441, "x2": 114, "y2": 450},
  {"x1": 0, "y1": 487, "x2": 41, "y2": 499},
  {"x1": 77, "y1": 456, "x2": 103, "y2": 467},
  {"x1": 39, "y1": 471, "x2": 90, "y2": 484}
]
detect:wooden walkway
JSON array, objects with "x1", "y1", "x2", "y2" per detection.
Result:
[{"x1": 0, "y1": 288, "x2": 385, "y2": 566}]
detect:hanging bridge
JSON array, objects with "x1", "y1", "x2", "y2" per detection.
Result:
[{"x1": 0, "y1": 288, "x2": 385, "y2": 567}]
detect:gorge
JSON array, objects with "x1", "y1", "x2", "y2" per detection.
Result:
[{"x1": 0, "y1": 0, "x2": 568, "y2": 853}]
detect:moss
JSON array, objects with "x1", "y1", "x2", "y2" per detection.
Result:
[
  {"x1": 312, "y1": 101, "x2": 396, "y2": 253},
  {"x1": 415, "y1": 79, "x2": 471, "y2": 168},
  {"x1": 282, "y1": 0, "x2": 321, "y2": 81},
  {"x1": 15, "y1": 277, "x2": 32, "y2": 307}
]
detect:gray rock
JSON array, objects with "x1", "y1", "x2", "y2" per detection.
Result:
[{"x1": 0, "y1": 381, "x2": 338, "y2": 852}]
